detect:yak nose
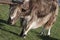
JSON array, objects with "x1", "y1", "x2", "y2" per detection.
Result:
[{"x1": 7, "y1": 17, "x2": 14, "y2": 25}]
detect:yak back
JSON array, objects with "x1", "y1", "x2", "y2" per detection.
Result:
[{"x1": 29, "y1": 0, "x2": 58, "y2": 17}]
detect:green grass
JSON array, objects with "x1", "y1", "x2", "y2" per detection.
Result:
[{"x1": 0, "y1": 4, "x2": 60, "y2": 40}]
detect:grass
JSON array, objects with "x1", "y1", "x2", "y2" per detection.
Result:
[{"x1": 0, "y1": 4, "x2": 60, "y2": 40}]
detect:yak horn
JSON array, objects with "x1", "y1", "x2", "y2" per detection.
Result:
[{"x1": 0, "y1": 1, "x2": 17, "y2": 5}]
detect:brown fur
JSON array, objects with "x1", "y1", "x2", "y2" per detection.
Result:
[
  {"x1": 20, "y1": 0, "x2": 59, "y2": 37},
  {"x1": 7, "y1": 0, "x2": 59, "y2": 38}
]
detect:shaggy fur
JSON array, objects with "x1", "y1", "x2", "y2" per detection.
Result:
[
  {"x1": 20, "y1": 0, "x2": 59, "y2": 38},
  {"x1": 7, "y1": 0, "x2": 59, "y2": 38}
]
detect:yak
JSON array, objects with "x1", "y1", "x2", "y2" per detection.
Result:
[{"x1": 7, "y1": 0, "x2": 59, "y2": 38}]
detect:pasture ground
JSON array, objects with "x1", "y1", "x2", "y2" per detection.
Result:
[{"x1": 0, "y1": 5, "x2": 60, "y2": 40}]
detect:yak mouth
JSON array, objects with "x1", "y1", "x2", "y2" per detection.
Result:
[{"x1": 7, "y1": 17, "x2": 16, "y2": 25}]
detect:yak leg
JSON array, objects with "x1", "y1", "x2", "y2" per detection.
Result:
[
  {"x1": 20, "y1": 12, "x2": 52, "y2": 38},
  {"x1": 40, "y1": 2, "x2": 58, "y2": 35},
  {"x1": 20, "y1": 18, "x2": 27, "y2": 37},
  {"x1": 45, "y1": 4, "x2": 58, "y2": 35},
  {"x1": 40, "y1": 14, "x2": 57, "y2": 36},
  {"x1": 41, "y1": 7, "x2": 58, "y2": 36},
  {"x1": 20, "y1": 21, "x2": 36, "y2": 38},
  {"x1": 45, "y1": 15, "x2": 56, "y2": 36},
  {"x1": 21, "y1": 14, "x2": 52, "y2": 38}
]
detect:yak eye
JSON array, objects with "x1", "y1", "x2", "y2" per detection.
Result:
[{"x1": 22, "y1": 9, "x2": 26, "y2": 12}]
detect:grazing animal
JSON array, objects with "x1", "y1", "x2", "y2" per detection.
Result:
[
  {"x1": 7, "y1": 0, "x2": 29, "y2": 25},
  {"x1": 8, "y1": 0, "x2": 59, "y2": 38},
  {"x1": 7, "y1": 4, "x2": 21, "y2": 25}
]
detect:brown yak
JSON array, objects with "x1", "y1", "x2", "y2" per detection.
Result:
[{"x1": 7, "y1": 0, "x2": 59, "y2": 38}]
